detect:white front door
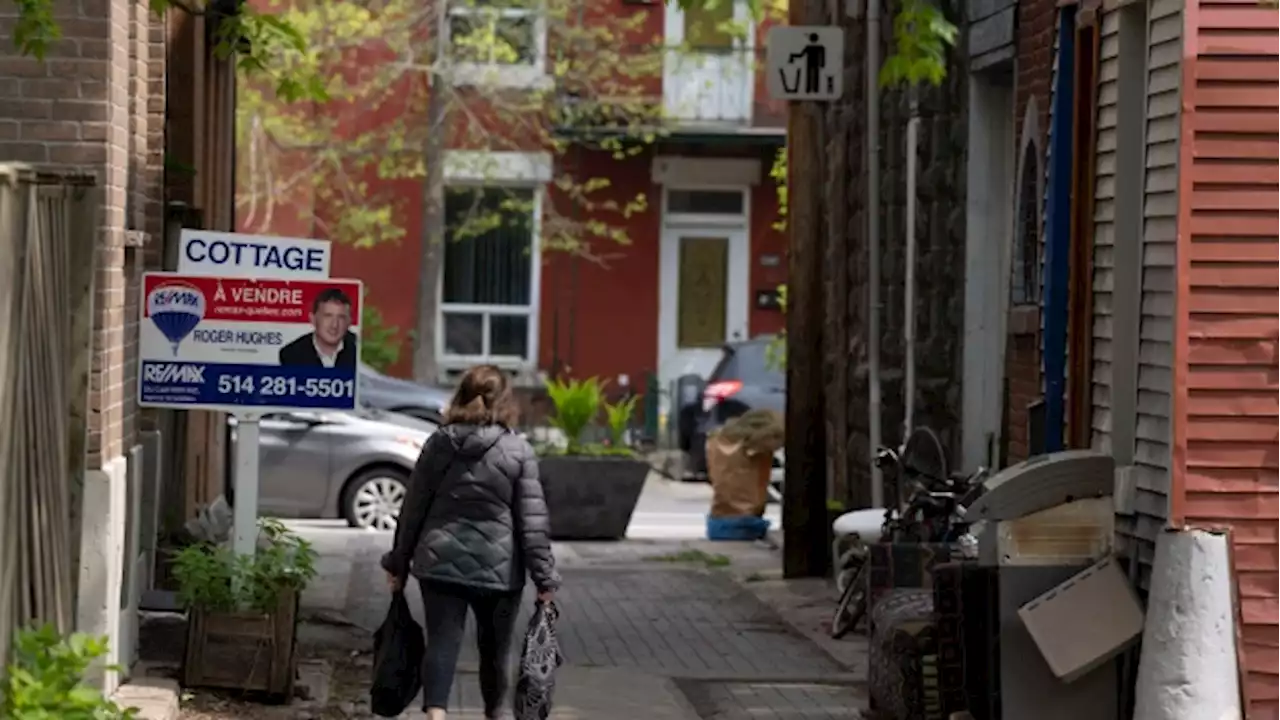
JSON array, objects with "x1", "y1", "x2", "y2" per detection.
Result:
[
  {"x1": 657, "y1": 188, "x2": 751, "y2": 402},
  {"x1": 663, "y1": 0, "x2": 753, "y2": 123}
]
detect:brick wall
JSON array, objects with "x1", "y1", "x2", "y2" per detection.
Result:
[
  {"x1": 1003, "y1": 0, "x2": 1057, "y2": 463},
  {"x1": 1016, "y1": 0, "x2": 1056, "y2": 151},
  {"x1": 0, "y1": 0, "x2": 161, "y2": 467}
]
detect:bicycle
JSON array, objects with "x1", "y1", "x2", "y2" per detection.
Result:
[{"x1": 828, "y1": 432, "x2": 986, "y2": 639}]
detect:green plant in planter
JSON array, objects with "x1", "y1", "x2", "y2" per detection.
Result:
[
  {"x1": 544, "y1": 376, "x2": 604, "y2": 455},
  {"x1": 603, "y1": 395, "x2": 639, "y2": 449},
  {"x1": 2, "y1": 624, "x2": 137, "y2": 719},
  {"x1": 172, "y1": 518, "x2": 318, "y2": 614},
  {"x1": 542, "y1": 377, "x2": 640, "y2": 457}
]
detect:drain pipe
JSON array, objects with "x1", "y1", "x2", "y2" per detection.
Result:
[
  {"x1": 903, "y1": 90, "x2": 919, "y2": 440},
  {"x1": 866, "y1": 0, "x2": 884, "y2": 508}
]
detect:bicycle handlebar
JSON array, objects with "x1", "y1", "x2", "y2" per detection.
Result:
[{"x1": 875, "y1": 444, "x2": 987, "y2": 491}]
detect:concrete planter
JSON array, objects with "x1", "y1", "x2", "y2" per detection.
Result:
[{"x1": 538, "y1": 455, "x2": 648, "y2": 540}]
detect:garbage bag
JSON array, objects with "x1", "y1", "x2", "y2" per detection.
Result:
[
  {"x1": 513, "y1": 600, "x2": 564, "y2": 720},
  {"x1": 706, "y1": 435, "x2": 772, "y2": 518},
  {"x1": 370, "y1": 590, "x2": 425, "y2": 717}
]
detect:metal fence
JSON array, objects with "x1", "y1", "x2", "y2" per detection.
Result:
[{"x1": 0, "y1": 164, "x2": 98, "y2": 662}]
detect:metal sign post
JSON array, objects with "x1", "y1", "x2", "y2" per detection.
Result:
[{"x1": 231, "y1": 412, "x2": 261, "y2": 556}]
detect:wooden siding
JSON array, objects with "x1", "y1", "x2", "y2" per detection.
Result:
[
  {"x1": 1090, "y1": 9, "x2": 1119, "y2": 455},
  {"x1": 1118, "y1": 0, "x2": 1185, "y2": 590},
  {"x1": 1176, "y1": 0, "x2": 1280, "y2": 715}
]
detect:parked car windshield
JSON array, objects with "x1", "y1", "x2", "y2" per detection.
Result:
[{"x1": 710, "y1": 340, "x2": 784, "y2": 387}]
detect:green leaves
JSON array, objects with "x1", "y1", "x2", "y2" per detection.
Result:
[
  {"x1": 766, "y1": 283, "x2": 787, "y2": 371},
  {"x1": 604, "y1": 395, "x2": 639, "y2": 447},
  {"x1": 879, "y1": 0, "x2": 958, "y2": 88},
  {"x1": 2, "y1": 625, "x2": 137, "y2": 720},
  {"x1": 770, "y1": 147, "x2": 787, "y2": 232},
  {"x1": 673, "y1": 0, "x2": 959, "y2": 89},
  {"x1": 9, "y1": 0, "x2": 327, "y2": 104},
  {"x1": 171, "y1": 518, "x2": 318, "y2": 614},
  {"x1": 214, "y1": 5, "x2": 330, "y2": 103},
  {"x1": 544, "y1": 376, "x2": 605, "y2": 455},
  {"x1": 10, "y1": 0, "x2": 60, "y2": 60},
  {"x1": 360, "y1": 304, "x2": 403, "y2": 372},
  {"x1": 541, "y1": 376, "x2": 640, "y2": 457}
]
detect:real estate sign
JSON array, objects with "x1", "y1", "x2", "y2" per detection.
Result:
[{"x1": 137, "y1": 272, "x2": 363, "y2": 413}]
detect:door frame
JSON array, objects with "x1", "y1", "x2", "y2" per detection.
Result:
[
  {"x1": 1066, "y1": 14, "x2": 1100, "y2": 450},
  {"x1": 657, "y1": 184, "x2": 752, "y2": 381}
]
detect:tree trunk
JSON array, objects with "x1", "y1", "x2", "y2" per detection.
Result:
[{"x1": 412, "y1": 71, "x2": 447, "y2": 384}]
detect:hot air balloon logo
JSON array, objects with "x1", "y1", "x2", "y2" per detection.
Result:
[{"x1": 148, "y1": 281, "x2": 206, "y2": 356}]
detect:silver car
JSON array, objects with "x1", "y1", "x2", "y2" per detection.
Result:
[
  {"x1": 229, "y1": 408, "x2": 435, "y2": 531},
  {"x1": 359, "y1": 362, "x2": 453, "y2": 424}
]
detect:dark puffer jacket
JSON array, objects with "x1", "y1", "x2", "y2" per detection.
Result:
[{"x1": 380, "y1": 424, "x2": 560, "y2": 594}]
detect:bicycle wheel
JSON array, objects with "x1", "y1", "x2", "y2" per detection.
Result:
[
  {"x1": 830, "y1": 564, "x2": 868, "y2": 639},
  {"x1": 901, "y1": 426, "x2": 948, "y2": 483}
]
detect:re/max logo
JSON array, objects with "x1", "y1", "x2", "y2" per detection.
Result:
[
  {"x1": 152, "y1": 290, "x2": 202, "y2": 307},
  {"x1": 144, "y1": 363, "x2": 205, "y2": 384}
]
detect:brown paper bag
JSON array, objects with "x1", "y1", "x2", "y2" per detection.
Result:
[{"x1": 706, "y1": 434, "x2": 772, "y2": 518}]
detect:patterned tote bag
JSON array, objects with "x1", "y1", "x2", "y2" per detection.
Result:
[{"x1": 513, "y1": 600, "x2": 563, "y2": 720}]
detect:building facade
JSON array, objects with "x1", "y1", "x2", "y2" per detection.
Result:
[
  {"x1": 972, "y1": 0, "x2": 1278, "y2": 713},
  {"x1": 234, "y1": 0, "x2": 789, "y2": 404},
  {"x1": 1, "y1": 1, "x2": 236, "y2": 691}
]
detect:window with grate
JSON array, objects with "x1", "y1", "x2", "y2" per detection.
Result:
[
  {"x1": 1011, "y1": 144, "x2": 1040, "y2": 306},
  {"x1": 440, "y1": 187, "x2": 537, "y2": 362}
]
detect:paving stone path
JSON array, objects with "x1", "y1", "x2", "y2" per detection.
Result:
[
  {"x1": 399, "y1": 563, "x2": 866, "y2": 718},
  {"x1": 300, "y1": 525, "x2": 868, "y2": 719}
]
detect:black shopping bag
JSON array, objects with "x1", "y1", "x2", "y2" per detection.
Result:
[
  {"x1": 370, "y1": 590, "x2": 425, "y2": 717},
  {"x1": 513, "y1": 600, "x2": 564, "y2": 720}
]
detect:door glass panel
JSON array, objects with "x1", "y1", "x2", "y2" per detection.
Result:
[
  {"x1": 683, "y1": 0, "x2": 734, "y2": 52},
  {"x1": 677, "y1": 236, "x2": 728, "y2": 348},
  {"x1": 667, "y1": 189, "x2": 744, "y2": 215}
]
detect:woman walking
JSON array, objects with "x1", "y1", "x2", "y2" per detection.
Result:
[{"x1": 382, "y1": 364, "x2": 560, "y2": 720}]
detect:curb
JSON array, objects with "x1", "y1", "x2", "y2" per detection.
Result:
[{"x1": 112, "y1": 677, "x2": 180, "y2": 720}]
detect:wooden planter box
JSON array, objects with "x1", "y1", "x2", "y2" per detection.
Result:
[
  {"x1": 182, "y1": 590, "x2": 300, "y2": 700},
  {"x1": 539, "y1": 455, "x2": 648, "y2": 540}
]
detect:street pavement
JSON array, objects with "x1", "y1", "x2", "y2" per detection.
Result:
[{"x1": 286, "y1": 475, "x2": 862, "y2": 719}]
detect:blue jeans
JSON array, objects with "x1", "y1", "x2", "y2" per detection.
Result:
[{"x1": 419, "y1": 580, "x2": 521, "y2": 716}]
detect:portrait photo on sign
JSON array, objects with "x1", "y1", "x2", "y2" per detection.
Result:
[{"x1": 278, "y1": 286, "x2": 359, "y2": 369}]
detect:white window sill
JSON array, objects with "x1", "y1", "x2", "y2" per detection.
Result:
[{"x1": 447, "y1": 64, "x2": 552, "y2": 91}]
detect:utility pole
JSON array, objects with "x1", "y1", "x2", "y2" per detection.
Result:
[{"x1": 781, "y1": 0, "x2": 831, "y2": 579}]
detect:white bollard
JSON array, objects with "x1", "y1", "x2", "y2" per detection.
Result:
[{"x1": 1133, "y1": 528, "x2": 1243, "y2": 720}]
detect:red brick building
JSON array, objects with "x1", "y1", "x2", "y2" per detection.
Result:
[
  {"x1": 236, "y1": 0, "x2": 789, "y2": 405},
  {"x1": 1, "y1": 1, "x2": 236, "y2": 691}
]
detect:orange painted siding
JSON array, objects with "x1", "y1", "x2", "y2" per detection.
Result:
[{"x1": 1175, "y1": 2, "x2": 1279, "y2": 716}]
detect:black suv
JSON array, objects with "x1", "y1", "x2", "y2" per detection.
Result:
[{"x1": 685, "y1": 336, "x2": 786, "y2": 477}]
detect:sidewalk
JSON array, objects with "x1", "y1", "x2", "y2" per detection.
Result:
[
  {"x1": 134, "y1": 478, "x2": 870, "y2": 719},
  {"x1": 401, "y1": 665, "x2": 698, "y2": 719}
]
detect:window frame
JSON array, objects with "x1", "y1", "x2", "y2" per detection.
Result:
[
  {"x1": 1011, "y1": 141, "x2": 1042, "y2": 308},
  {"x1": 436, "y1": 183, "x2": 542, "y2": 370},
  {"x1": 443, "y1": 0, "x2": 548, "y2": 89}
]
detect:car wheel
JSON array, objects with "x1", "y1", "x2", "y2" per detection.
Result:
[{"x1": 341, "y1": 467, "x2": 409, "y2": 531}]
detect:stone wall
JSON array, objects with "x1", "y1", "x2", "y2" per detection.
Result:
[{"x1": 823, "y1": 0, "x2": 970, "y2": 507}]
